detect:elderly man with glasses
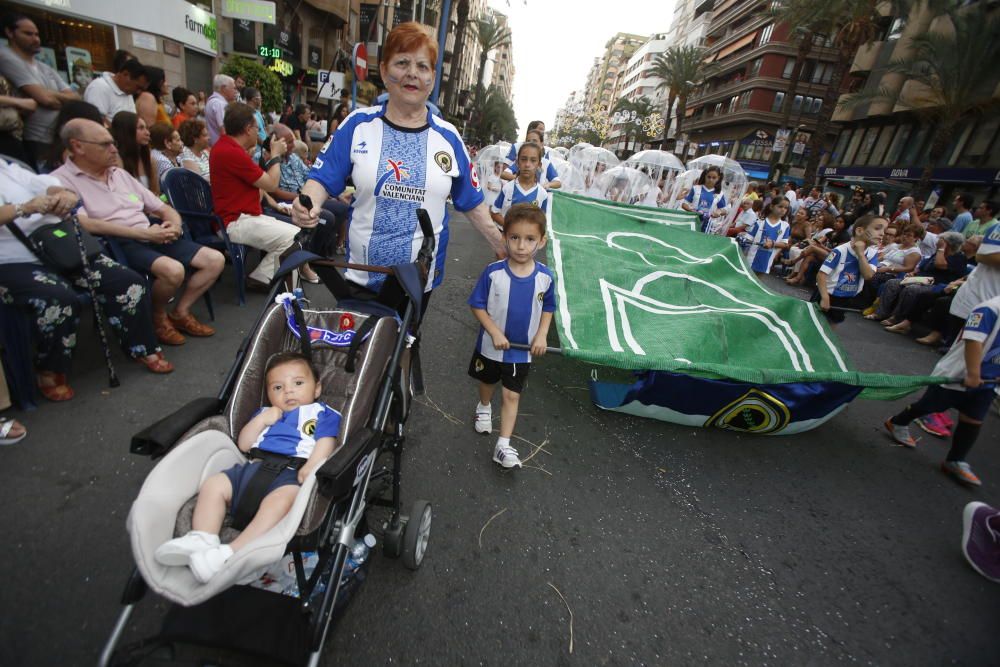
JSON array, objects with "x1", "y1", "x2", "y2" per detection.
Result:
[{"x1": 52, "y1": 118, "x2": 224, "y2": 349}]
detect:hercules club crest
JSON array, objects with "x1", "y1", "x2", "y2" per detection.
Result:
[
  {"x1": 434, "y1": 151, "x2": 452, "y2": 173},
  {"x1": 705, "y1": 388, "x2": 792, "y2": 434}
]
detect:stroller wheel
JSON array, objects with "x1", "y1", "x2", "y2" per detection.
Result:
[{"x1": 402, "y1": 500, "x2": 432, "y2": 570}]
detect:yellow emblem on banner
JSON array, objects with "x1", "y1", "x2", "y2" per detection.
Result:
[{"x1": 705, "y1": 388, "x2": 791, "y2": 434}]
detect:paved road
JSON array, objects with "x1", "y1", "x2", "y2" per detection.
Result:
[{"x1": 1, "y1": 212, "x2": 997, "y2": 665}]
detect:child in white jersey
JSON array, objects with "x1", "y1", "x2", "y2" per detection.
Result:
[
  {"x1": 815, "y1": 214, "x2": 887, "y2": 323},
  {"x1": 154, "y1": 352, "x2": 341, "y2": 582},
  {"x1": 885, "y1": 295, "x2": 1000, "y2": 487},
  {"x1": 491, "y1": 142, "x2": 549, "y2": 228},
  {"x1": 469, "y1": 205, "x2": 557, "y2": 468}
]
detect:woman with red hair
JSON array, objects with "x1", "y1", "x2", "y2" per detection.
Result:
[{"x1": 292, "y1": 21, "x2": 503, "y2": 300}]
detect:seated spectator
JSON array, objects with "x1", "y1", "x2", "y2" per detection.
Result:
[
  {"x1": 204, "y1": 74, "x2": 238, "y2": 146},
  {"x1": 800, "y1": 186, "x2": 827, "y2": 217},
  {"x1": 53, "y1": 119, "x2": 224, "y2": 347},
  {"x1": 869, "y1": 231, "x2": 970, "y2": 331},
  {"x1": 286, "y1": 103, "x2": 310, "y2": 142},
  {"x1": 172, "y1": 87, "x2": 197, "y2": 129},
  {"x1": 0, "y1": 157, "x2": 172, "y2": 398},
  {"x1": 257, "y1": 124, "x2": 347, "y2": 260},
  {"x1": 785, "y1": 212, "x2": 847, "y2": 286},
  {"x1": 209, "y1": 103, "x2": 316, "y2": 289},
  {"x1": 111, "y1": 111, "x2": 158, "y2": 196},
  {"x1": 824, "y1": 192, "x2": 842, "y2": 218},
  {"x1": 0, "y1": 13, "x2": 80, "y2": 169},
  {"x1": 919, "y1": 213, "x2": 952, "y2": 258},
  {"x1": 293, "y1": 140, "x2": 310, "y2": 165},
  {"x1": 877, "y1": 221, "x2": 924, "y2": 275},
  {"x1": 45, "y1": 99, "x2": 104, "y2": 168},
  {"x1": 84, "y1": 57, "x2": 147, "y2": 124},
  {"x1": 961, "y1": 200, "x2": 997, "y2": 240},
  {"x1": 178, "y1": 119, "x2": 210, "y2": 181},
  {"x1": 135, "y1": 66, "x2": 171, "y2": 129},
  {"x1": 149, "y1": 122, "x2": 182, "y2": 185}
]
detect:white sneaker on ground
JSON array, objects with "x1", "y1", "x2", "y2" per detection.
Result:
[
  {"x1": 154, "y1": 531, "x2": 221, "y2": 567},
  {"x1": 492, "y1": 444, "x2": 522, "y2": 469},
  {"x1": 474, "y1": 403, "x2": 492, "y2": 434},
  {"x1": 189, "y1": 544, "x2": 234, "y2": 583}
]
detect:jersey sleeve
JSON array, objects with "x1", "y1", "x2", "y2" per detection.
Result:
[
  {"x1": 683, "y1": 186, "x2": 696, "y2": 204},
  {"x1": 306, "y1": 114, "x2": 355, "y2": 196},
  {"x1": 716, "y1": 194, "x2": 727, "y2": 210},
  {"x1": 820, "y1": 247, "x2": 842, "y2": 274},
  {"x1": 504, "y1": 143, "x2": 517, "y2": 166},
  {"x1": 450, "y1": 140, "x2": 485, "y2": 212},
  {"x1": 778, "y1": 222, "x2": 791, "y2": 243},
  {"x1": 314, "y1": 406, "x2": 342, "y2": 440},
  {"x1": 468, "y1": 266, "x2": 492, "y2": 309},
  {"x1": 545, "y1": 162, "x2": 559, "y2": 182},
  {"x1": 542, "y1": 273, "x2": 557, "y2": 312},
  {"x1": 962, "y1": 305, "x2": 997, "y2": 343},
  {"x1": 491, "y1": 187, "x2": 506, "y2": 214},
  {"x1": 980, "y1": 222, "x2": 1000, "y2": 256},
  {"x1": 540, "y1": 192, "x2": 549, "y2": 213}
]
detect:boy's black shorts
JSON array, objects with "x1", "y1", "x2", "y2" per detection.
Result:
[{"x1": 468, "y1": 352, "x2": 531, "y2": 393}]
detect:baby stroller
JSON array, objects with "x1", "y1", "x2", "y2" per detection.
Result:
[{"x1": 100, "y1": 212, "x2": 438, "y2": 666}]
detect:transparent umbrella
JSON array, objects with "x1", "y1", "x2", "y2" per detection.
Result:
[
  {"x1": 594, "y1": 166, "x2": 654, "y2": 205},
  {"x1": 623, "y1": 150, "x2": 686, "y2": 208},
  {"x1": 569, "y1": 146, "x2": 619, "y2": 197},
  {"x1": 685, "y1": 154, "x2": 748, "y2": 231},
  {"x1": 475, "y1": 144, "x2": 511, "y2": 199}
]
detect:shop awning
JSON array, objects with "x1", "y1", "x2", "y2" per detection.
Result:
[{"x1": 716, "y1": 32, "x2": 758, "y2": 61}]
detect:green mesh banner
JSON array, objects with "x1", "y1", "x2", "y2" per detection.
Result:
[{"x1": 546, "y1": 192, "x2": 947, "y2": 400}]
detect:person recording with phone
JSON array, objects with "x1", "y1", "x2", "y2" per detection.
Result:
[{"x1": 209, "y1": 103, "x2": 318, "y2": 290}]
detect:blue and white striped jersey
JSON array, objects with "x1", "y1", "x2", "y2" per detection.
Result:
[
  {"x1": 491, "y1": 180, "x2": 549, "y2": 218},
  {"x1": 307, "y1": 103, "x2": 484, "y2": 291},
  {"x1": 251, "y1": 402, "x2": 342, "y2": 458},
  {"x1": 819, "y1": 242, "x2": 879, "y2": 297},
  {"x1": 468, "y1": 260, "x2": 557, "y2": 364},
  {"x1": 935, "y1": 295, "x2": 1000, "y2": 391}
]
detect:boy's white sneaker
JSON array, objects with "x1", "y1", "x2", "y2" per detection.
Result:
[
  {"x1": 189, "y1": 544, "x2": 234, "y2": 583},
  {"x1": 493, "y1": 444, "x2": 522, "y2": 469},
  {"x1": 154, "y1": 530, "x2": 221, "y2": 567},
  {"x1": 474, "y1": 404, "x2": 492, "y2": 434}
]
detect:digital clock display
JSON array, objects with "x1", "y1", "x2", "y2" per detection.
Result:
[{"x1": 258, "y1": 45, "x2": 282, "y2": 58}]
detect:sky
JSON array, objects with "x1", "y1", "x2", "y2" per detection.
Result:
[{"x1": 486, "y1": 0, "x2": 678, "y2": 135}]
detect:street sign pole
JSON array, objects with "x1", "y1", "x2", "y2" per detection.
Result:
[
  {"x1": 431, "y1": 0, "x2": 452, "y2": 105},
  {"x1": 352, "y1": 42, "x2": 368, "y2": 111}
]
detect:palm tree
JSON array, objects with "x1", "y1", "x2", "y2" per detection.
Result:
[
  {"x1": 655, "y1": 45, "x2": 707, "y2": 152},
  {"x1": 613, "y1": 96, "x2": 656, "y2": 153},
  {"x1": 478, "y1": 88, "x2": 517, "y2": 144},
  {"x1": 855, "y1": 6, "x2": 1000, "y2": 194},
  {"x1": 471, "y1": 15, "x2": 511, "y2": 115}
]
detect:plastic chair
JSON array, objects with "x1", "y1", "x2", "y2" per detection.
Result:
[{"x1": 161, "y1": 168, "x2": 247, "y2": 305}]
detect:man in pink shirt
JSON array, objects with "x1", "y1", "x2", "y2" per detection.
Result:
[{"x1": 53, "y1": 119, "x2": 224, "y2": 349}]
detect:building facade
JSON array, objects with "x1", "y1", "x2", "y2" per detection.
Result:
[
  {"x1": 584, "y1": 32, "x2": 645, "y2": 113},
  {"x1": 681, "y1": 0, "x2": 842, "y2": 182},
  {"x1": 487, "y1": 8, "x2": 514, "y2": 106},
  {"x1": 821, "y1": 5, "x2": 1000, "y2": 199}
]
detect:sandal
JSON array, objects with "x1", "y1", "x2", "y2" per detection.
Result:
[
  {"x1": 136, "y1": 352, "x2": 174, "y2": 374},
  {"x1": 37, "y1": 371, "x2": 74, "y2": 402},
  {"x1": 0, "y1": 417, "x2": 27, "y2": 445},
  {"x1": 154, "y1": 312, "x2": 186, "y2": 346},
  {"x1": 863, "y1": 313, "x2": 882, "y2": 320}
]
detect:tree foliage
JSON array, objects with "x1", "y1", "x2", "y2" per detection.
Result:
[
  {"x1": 652, "y1": 45, "x2": 707, "y2": 149},
  {"x1": 221, "y1": 55, "x2": 284, "y2": 113},
  {"x1": 475, "y1": 88, "x2": 517, "y2": 145}
]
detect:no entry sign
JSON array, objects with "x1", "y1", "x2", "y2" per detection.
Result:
[{"x1": 353, "y1": 43, "x2": 368, "y2": 82}]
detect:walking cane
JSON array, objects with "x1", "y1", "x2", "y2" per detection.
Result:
[{"x1": 70, "y1": 214, "x2": 120, "y2": 388}]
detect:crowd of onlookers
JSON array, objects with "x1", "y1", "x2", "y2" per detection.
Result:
[{"x1": 0, "y1": 12, "x2": 358, "y2": 442}]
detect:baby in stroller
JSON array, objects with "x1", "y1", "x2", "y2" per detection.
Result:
[{"x1": 154, "y1": 352, "x2": 341, "y2": 583}]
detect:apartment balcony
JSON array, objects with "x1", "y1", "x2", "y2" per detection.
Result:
[
  {"x1": 851, "y1": 41, "x2": 885, "y2": 74},
  {"x1": 688, "y1": 75, "x2": 832, "y2": 107},
  {"x1": 685, "y1": 107, "x2": 818, "y2": 132},
  {"x1": 303, "y1": 0, "x2": 349, "y2": 23}
]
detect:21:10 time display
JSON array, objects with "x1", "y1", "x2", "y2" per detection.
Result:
[{"x1": 258, "y1": 45, "x2": 282, "y2": 58}]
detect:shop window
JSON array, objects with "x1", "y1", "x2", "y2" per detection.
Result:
[
  {"x1": 883, "y1": 124, "x2": 912, "y2": 165},
  {"x1": 963, "y1": 116, "x2": 999, "y2": 163},
  {"x1": 855, "y1": 127, "x2": 880, "y2": 165},
  {"x1": 770, "y1": 92, "x2": 785, "y2": 114},
  {"x1": 831, "y1": 129, "x2": 851, "y2": 163},
  {"x1": 843, "y1": 128, "x2": 865, "y2": 164},
  {"x1": 749, "y1": 57, "x2": 762, "y2": 78},
  {"x1": 869, "y1": 125, "x2": 896, "y2": 165}
]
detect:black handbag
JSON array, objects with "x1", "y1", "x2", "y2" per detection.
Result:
[{"x1": 8, "y1": 216, "x2": 103, "y2": 274}]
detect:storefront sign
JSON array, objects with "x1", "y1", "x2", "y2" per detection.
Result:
[
  {"x1": 268, "y1": 58, "x2": 294, "y2": 77},
  {"x1": 308, "y1": 45, "x2": 322, "y2": 69},
  {"x1": 220, "y1": 0, "x2": 275, "y2": 25},
  {"x1": 132, "y1": 31, "x2": 157, "y2": 51},
  {"x1": 18, "y1": 0, "x2": 218, "y2": 53},
  {"x1": 263, "y1": 23, "x2": 300, "y2": 59},
  {"x1": 233, "y1": 19, "x2": 256, "y2": 54},
  {"x1": 821, "y1": 165, "x2": 1000, "y2": 185}
]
